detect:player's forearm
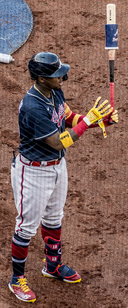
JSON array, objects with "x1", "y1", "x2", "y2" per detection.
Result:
[
  {"x1": 59, "y1": 121, "x2": 88, "y2": 149},
  {"x1": 46, "y1": 119, "x2": 89, "y2": 150},
  {"x1": 44, "y1": 128, "x2": 80, "y2": 151}
]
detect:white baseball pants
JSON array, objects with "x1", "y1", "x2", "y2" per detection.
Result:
[{"x1": 11, "y1": 154, "x2": 68, "y2": 239}]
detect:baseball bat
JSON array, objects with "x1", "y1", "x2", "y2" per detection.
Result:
[
  {"x1": 106, "y1": 4, "x2": 117, "y2": 111},
  {"x1": 98, "y1": 4, "x2": 118, "y2": 137}
]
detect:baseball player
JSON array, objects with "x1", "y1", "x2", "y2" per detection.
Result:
[{"x1": 8, "y1": 52, "x2": 118, "y2": 303}]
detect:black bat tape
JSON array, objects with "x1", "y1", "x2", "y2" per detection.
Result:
[{"x1": 109, "y1": 60, "x2": 114, "y2": 82}]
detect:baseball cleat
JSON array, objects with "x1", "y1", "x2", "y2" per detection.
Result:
[
  {"x1": 42, "y1": 263, "x2": 81, "y2": 283},
  {"x1": 42, "y1": 236, "x2": 82, "y2": 283},
  {"x1": 8, "y1": 274, "x2": 36, "y2": 303}
]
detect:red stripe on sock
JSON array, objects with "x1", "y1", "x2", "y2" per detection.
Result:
[
  {"x1": 41, "y1": 225, "x2": 61, "y2": 240},
  {"x1": 11, "y1": 242, "x2": 29, "y2": 259}
]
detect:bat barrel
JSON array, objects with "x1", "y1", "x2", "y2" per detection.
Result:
[
  {"x1": 107, "y1": 3, "x2": 116, "y2": 24},
  {"x1": 105, "y1": 24, "x2": 118, "y2": 50},
  {"x1": 105, "y1": 3, "x2": 118, "y2": 50}
]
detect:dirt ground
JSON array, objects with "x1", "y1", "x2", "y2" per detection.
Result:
[{"x1": 0, "y1": 0, "x2": 128, "y2": 307}]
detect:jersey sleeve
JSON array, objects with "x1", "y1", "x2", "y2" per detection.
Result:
[
  {"x1": 22, "y1": 107, "x2": 58, "y2": 141},
  {"x1": 64, "y1": 103, "x2": 85, "y2": 128}
]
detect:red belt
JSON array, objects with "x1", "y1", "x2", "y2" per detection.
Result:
[
  {"x1": 31, "y1": 160, "x2": 60, "y2": 167},
  {"x1": 20, "y1": 154, "x2": 61, "y2": 167}
]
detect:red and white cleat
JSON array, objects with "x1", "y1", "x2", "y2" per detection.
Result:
[{"x1": 8, "y1": 274, "x2": 36, "y2": 303}]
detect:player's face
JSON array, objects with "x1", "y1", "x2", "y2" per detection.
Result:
[{"x1": 42, "y1": 77, "x2": 63, "y2": 90}]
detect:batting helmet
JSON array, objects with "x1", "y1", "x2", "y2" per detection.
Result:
[{"x1": 28, "y1": 52, "x2": 70, "y2": 81}]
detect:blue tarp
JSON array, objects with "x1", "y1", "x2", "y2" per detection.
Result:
[{"x1": 0, "y1": 0, "x2": 33, "y2": 55}]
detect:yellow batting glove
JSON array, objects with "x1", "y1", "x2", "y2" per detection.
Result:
[
  {"x1": 83, "y1": 97, "x2": 113, "y2": 126},
  {"x1": 98, "y1": 119, "x2": 107, "y2": 138},
  {"x1": 111, "y1": 110, "x2": 118, "y2": 123}
]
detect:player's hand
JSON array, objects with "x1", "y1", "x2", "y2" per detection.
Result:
[
  {"x1": 99, "y1": 109, "x2": 118, "y2": 138},
  {"x1": 111, "y1": 109, "x2": 118, "y2": 123},
  {"x1": 108, "y1": 109, "x2": 118, "y2": 125},
  {"x1": 83, "y1": 97, "x2": 113, "y2": 126}
]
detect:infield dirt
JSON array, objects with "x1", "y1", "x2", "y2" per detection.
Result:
[{"x1": 0, "y1": 0, "x2": 128, "y2": 307}]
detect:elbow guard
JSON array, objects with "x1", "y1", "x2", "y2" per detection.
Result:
[{"x1": 59, "y1": 131, "x2": 74, "y2": 148}]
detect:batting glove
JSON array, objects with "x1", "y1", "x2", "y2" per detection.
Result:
[
  {"x1": 98, "y1": 119, "x2": 107, "y2": 138},
  {"x1": 83, "y1": 97, "x2": 113, "y2": 126},
  {"x1": 111, "y1": 109, "x2": 118, "y2": 123}
]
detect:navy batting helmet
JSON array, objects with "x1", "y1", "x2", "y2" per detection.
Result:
[{"x1": 28, "y1": 52, "x2": 70, "y2": 81}]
